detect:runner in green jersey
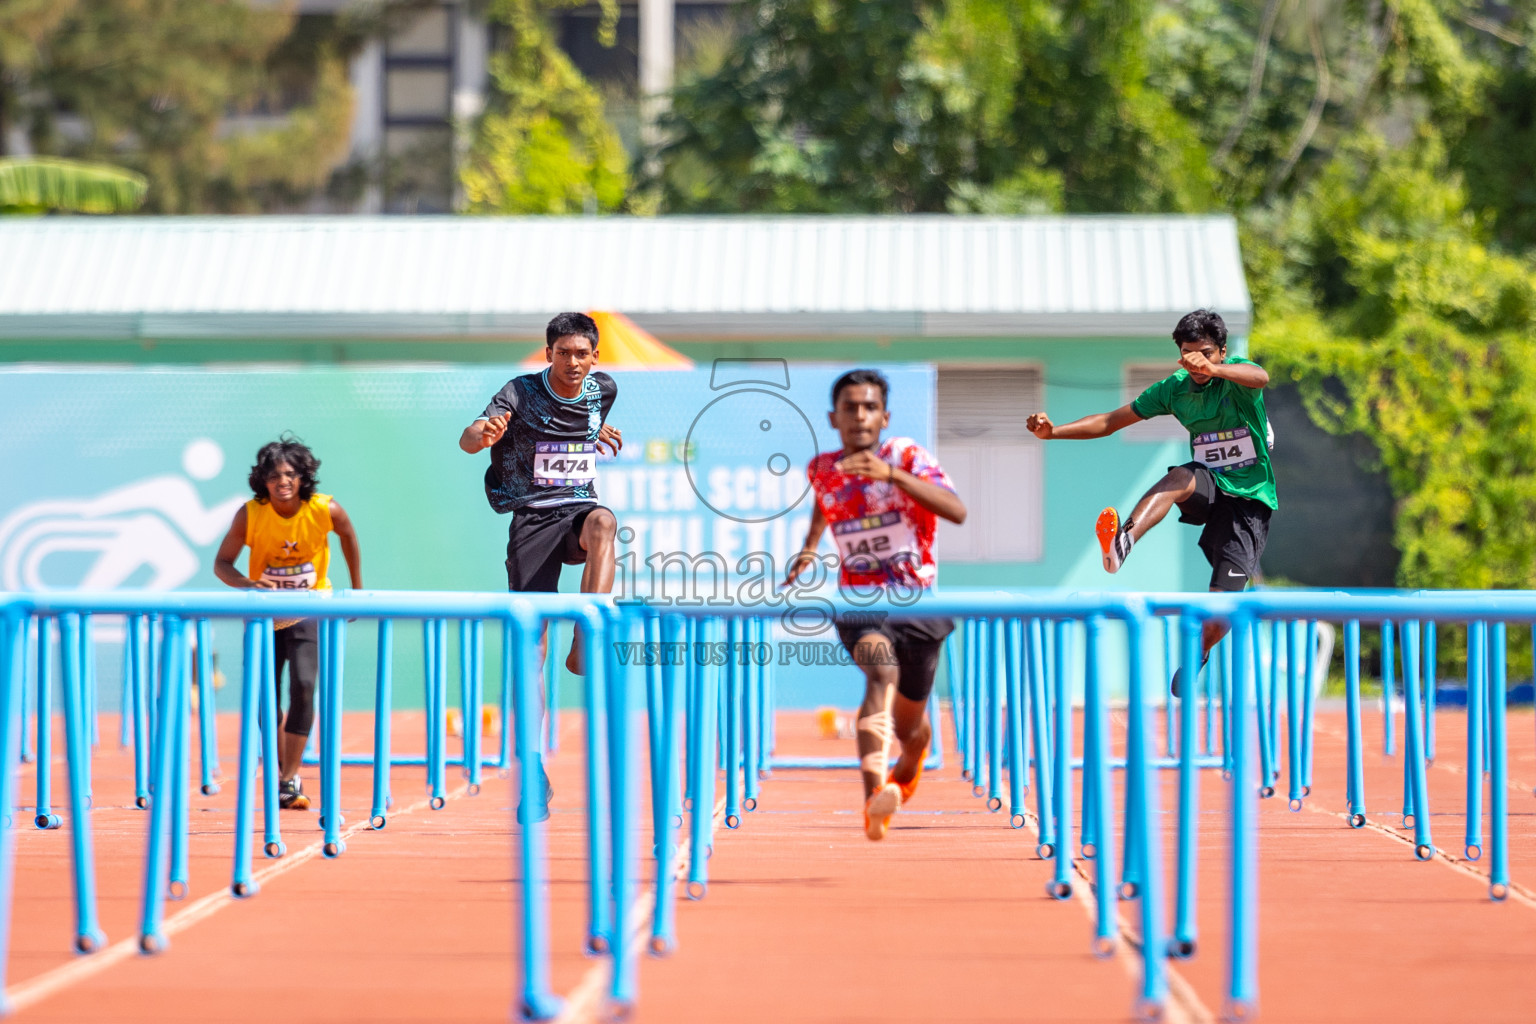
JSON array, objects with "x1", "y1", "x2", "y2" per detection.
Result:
[{"x1": 1026, "y1": 310, "x2": 1275, "y2": 693}]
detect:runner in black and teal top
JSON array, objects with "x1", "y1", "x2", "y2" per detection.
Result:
[{"x1": 1026, "y1": 309, "x2": 1274, "y2": 693}]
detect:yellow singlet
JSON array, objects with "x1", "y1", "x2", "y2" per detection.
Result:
[{"x1": 244, "y1": 493, "x2": 334, "y2": 591}]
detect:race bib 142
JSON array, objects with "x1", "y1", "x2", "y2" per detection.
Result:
[{"x1": 832, "y1": 511, "x2": 920, "y2": 575}]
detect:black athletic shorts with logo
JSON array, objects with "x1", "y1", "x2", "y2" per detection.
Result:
[
  {"x1": 1172, "y1": 462, "x2": 1271, "y2": 592},
  {"x1": 834, "y1": 614, "x2": 956, "y2": 703},
  {"x1": 505, "y1": 503, "x2": 610, "y2": 592}
]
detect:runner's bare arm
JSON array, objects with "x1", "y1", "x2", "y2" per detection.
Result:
[
  {"x1": 459, "y1": 413, "x2": 510, "y2": 454},
  {"x1": 213, "y1": 506, "x2": 268, "y2": 590},
  {"x1": 597, "y1": 422, "x2": 623, "y2": 455},
  {"x1": 1181, "y1": 351, "x2": 1269, "y2": 388},
  {"x1": 785, "y1": 506, "x2": 830, "y2": 587},
  {"x1": 1026, "y1": 404, "x2": 1143, "y2": 441},
  {"x1": 329, "y1": 500, "x2": 364, "y2": 590},
  {"x1": 834, "y1": 450, "x2": 967, "y2": 524}
]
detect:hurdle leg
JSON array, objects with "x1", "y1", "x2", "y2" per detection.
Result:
[
  {"x1": 1251, "y1": 624, "x2": 1275, "y2": 799},
  {"x1": 651, "y1": 614, "x2": 685, "y2": 956},
  {"x1": 743, "y1": 620, "x2": 761, "y2": 812},
  {"x1": 1424, "y1": 621, "x2": 1437, "y2": 764},
  {"x1": 985, "y1": 617, "x2": 1005, "y2": 812},
  {"x1": 468, "y1": 619, "x2": 485, "y2": 793},
  {"x1": 232, "y1": 621, "x2": 265, "y2": 895},
  {"x1": 1080, "y1": 618, "x2": 1100, "y2": 858},
  {"x1": 943, "y1": 633, "x2": 963, "y2": 761},
  {"x1": 1084, "y1": 615, "x2": 1117, "y2": 956},
  {"x1": 1171, "y1": 613, "x2": 1202, "y2": 959},
  {"x1": 59, "y1": 614, "x2": 106, "y2": 951},
  {"x1": 195, "y1": 618, "x2": 220, "y2": 796},
  {"x1": 431, "y1": 619, "x2": 448, "y2": 807},
  {"x1": 168, "y1": 626, "x2": 192, "y2": 899},
  {"x1": 1226, "y1": 614, "x2": 1259, "y2": 1017},
  {"x1": 603, "y1": 613, "x2": 639, "y2": 1010},
  {"x1": 1382, "y1": 620, "x2": 1397, "y2": 757},
  {"x1": 1, "y1": 615, "x2": 29, "y2": 1009},
  {"x1": 1286, "y1": 620, "x2": 1304, "y2": 808},
  {"x1": 723, "y1": 619, "x2": 742, "y2": 829},
  {"x1": 35, "y1": 617, "x2": 60, "y2": 830},
  {"x1": 687, "y1": 620, "x2": 719, "y2": 900},
  {"x1": 1026, "y1": 618, "x2": 1054, "y2": 858},
  {"x1": 582, "y1": 611, "x2": 612, "y2": 954},
  {"x1": 1049, "y1": 621, "x2": 1074, "y2": 899},
  {"x1": 1301, "y1": 621, "x2": 1319, "y2": 795},
  {"x1": 19, "y1": 617, "x2": 34, "y2": 766},
  {"x1": 1267, "y1": 620, "x2": 1282, "y2": 784},
  {"x1": 138, "y1": 616, "x2": 185, "y2": 953},
  {"x1": 1127, "y1": 614, "x2": 1169, "y2": 1016},
  {"x1": 499, "y1": 619, "x2": 515, "y2": 770},
  {"x1": 512, "y1": 614, "x2": 561, "y2": 1021},
  {"x1": 1004, "y1": 617, "x2": 1027, "y2": 828},
  {"x1": 1488, "y1": 622, "x2": 1510, "y2": 901},
  {"x1": 118, "y1": 621, "x2": 132, "y2": 752},
  {"x1": 1465, "y1": 621, "x2": 1486, "y2": 858},
  {"x1": 258, "y1": 620, "x2": 284, "y2": 857},
  {"x1": 370, "y1": 620, "x2": 394, "y2": 829},
  {"x1": 130, "y1": 615, "x2": 150, "y2": 809},
  {"x1": 321, "y1": 619, "x2": 347, "y2": 857},
  {"x1": 1401, "y1": 620, "x2": 1433, "y2": 858},
  {"x1": 1162, "y1": 616, "x2": 1176, "y2": 758}
]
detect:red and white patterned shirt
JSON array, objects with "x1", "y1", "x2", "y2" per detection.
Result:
[{"x1": 807, "y1": 437, "x2": 955, "y2": 590}]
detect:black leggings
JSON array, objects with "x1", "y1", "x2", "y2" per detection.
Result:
[{"x1": 272, "y1": 620, "x2": 318, "y2": 737}]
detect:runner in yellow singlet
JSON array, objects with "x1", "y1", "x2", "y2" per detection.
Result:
[{"x1": 214, "y1": 437, "x2": 363, "y2": 810}]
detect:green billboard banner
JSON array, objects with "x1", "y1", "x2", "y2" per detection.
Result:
[{"x1": 0, "y1": 362, "x2": 936, "y2": 709}]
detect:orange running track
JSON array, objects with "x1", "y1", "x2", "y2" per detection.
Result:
[{"x1": 4, "y1": 705, "x2": 1535, "y2": 1022}]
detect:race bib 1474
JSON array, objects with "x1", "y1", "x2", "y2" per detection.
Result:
[
  {"x1": 1191, "y1": 427, "x2": 1258, "y2": 471},
  {"x1": 533, "y1": 442, "x2": 597, "y2": 487}
]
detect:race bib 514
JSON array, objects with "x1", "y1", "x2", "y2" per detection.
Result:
[
  {"x1": 533, "y1": 442, "x2": 597, "y2": 487},
  {"x1": 1192, "y1": 428, "x2": 1257, "y2": 471}
]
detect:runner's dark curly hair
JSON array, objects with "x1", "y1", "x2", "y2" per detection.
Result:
[
  {"x1": 1172, "y1": 309, "x2": 1228, "y2": 349},
  {"x1": 831, "y1": 368, "x2": 890, "y2": 408},
  {"x1": 248, "y1": 435, "x2": 320, "y2": 502}
]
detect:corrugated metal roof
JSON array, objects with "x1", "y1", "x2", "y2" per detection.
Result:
[{"x1": 0, "y1": 215, "x2": 1251, "y2": 339}]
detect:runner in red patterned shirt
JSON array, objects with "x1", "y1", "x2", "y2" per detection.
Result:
[{"x1": 786, "y1": 370, "x2": 967, "y2": 841}]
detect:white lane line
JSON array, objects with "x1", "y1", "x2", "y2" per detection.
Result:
[
  {"x1": 4, "y1": 782, "x2": 471, "y2": 1015},
  {"x1": 553, "y1": 797, "x2": 726, "y2": 1024},
  {"x1": 1301, "y1": 798, "x2": 1536, "y2": 909}
]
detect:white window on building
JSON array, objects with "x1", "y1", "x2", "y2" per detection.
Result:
[
  {"x1": 936, "y1": 367, "x2": 1044, "y2": 563},
  {"x1": 1121, "y1": 363, "x2": 1189, "y2": 442}
]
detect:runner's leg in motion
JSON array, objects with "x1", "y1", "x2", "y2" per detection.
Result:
[
  {"x1": 852, "y1": 631, "x2": 902, "y2": 840},
  {"x1": 566, "y1": 508, "x2": 618, "y2": 675},
  {"x1": 1096, "y1": 466, "x2": 1200, "y2": 572}
]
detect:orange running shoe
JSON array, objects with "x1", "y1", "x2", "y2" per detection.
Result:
[
  {"x1": 887, "y1": 751, "x2": 926, "y2": 805},
  {"x1": 863, "y1": 782, "x2": 901, "y2": 841},
  {"x1": 1095, "y1": 507, "x2": 1134, "y2": 574}
]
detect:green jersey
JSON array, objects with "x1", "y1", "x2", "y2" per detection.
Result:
[{"x1": 1131, "y1": 357, "x2": 1277, "y2": 510}]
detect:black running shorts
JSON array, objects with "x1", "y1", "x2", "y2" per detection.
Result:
[
  {"x1": 1172, "y1": 462, "x2": 1271, "y2": 592},
  {"x1": 834, "y1": 614, "x2": 956, "y2": 703},
  {"x1": 505, "y1": 503, "x2": 610, "y2": 593}
]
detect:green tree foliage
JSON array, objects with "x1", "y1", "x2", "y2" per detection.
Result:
[
  {"x1": 1251, "y1": 133, "x2": 1536, "y2": 588},
  {"x1": 0, "y1": 0, "x2": 395, "y2": 212},
  {"x1": 0, "y1": 156, "x2": 146, "y2": 212},
  {"x1": 655, "y1": 0, "x2": 1536, "y2": 588},
  {"x1": 651, "y1": 0, "x2": 1214, "y2": 213},
  {"x1": 461, "y1": 0, "x2": 628, "y2": 214}
]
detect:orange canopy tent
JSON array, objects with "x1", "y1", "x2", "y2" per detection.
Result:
[{"x1": 521, "y1": 310, "x2": 693, "y2": 370}]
